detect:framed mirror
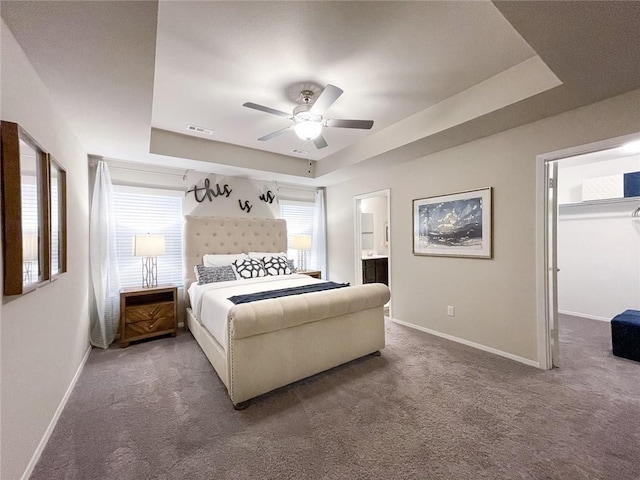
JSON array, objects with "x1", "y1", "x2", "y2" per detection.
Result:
[
  {"x1": 49, "y1": 156, "x2": 67, "y2": 277},
  {"x1": 1, "y1": 121, "x2": 49, "y2": 295}
]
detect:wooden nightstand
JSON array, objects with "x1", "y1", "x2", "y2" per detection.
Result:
[
  {"x1": 120, "y1": 284, "x2": 178, "y2": 347},
  {"x1": 298, "y1": 270, "x2": 321, "y2": 279}
]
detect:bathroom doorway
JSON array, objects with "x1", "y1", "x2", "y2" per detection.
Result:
[{"x1": 354, "y1": 189, "x2": 391, "y2": 316}]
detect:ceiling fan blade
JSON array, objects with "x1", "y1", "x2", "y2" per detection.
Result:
[
  {"x1": 325, "y1": 119, "x2": 374, "y2": 130},
  {"x1": 312, "y1": 135, "x2": 328, "y2": 149},
  {"x1": 258, "y1": 126, "x2": 292, "y2": 141},
  {"x1": 310, "y1": 84, "x2": 344, "y2": 115},
  {"x1": 243, "y1": 102, "x2": 291, "y2": 119}
]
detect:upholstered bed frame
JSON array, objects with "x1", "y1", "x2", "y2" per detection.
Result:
[{"x1": 184, "y1": 215, "x2": 390, "y2": 408}]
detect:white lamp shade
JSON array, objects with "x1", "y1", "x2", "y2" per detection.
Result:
[
  {"x1": 133, "y1": 235, "x2": 165, "y2": 257},
  {"x1": 23, "y1": 233, "x2": 38, "y2": 261},
  {"x1": 292, "y1": 234, "x2": 312, "y2": 251}
]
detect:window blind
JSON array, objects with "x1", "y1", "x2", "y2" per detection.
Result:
[
  {"x1": 279, "y1": 200, "x2": 315, "y2": 267},
  {"x1": 21, "y1": 180, "x2": 40, "y2": 281},
  {"x1": 51, "y1": 181, "x2": 59, "y2": 273},
  {"x1": 112, "y1": 190, "x2": 183, "y2": 288}
]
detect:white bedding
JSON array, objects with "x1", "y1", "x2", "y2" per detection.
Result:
[{"x1": 188, "y1": 274, "x2": 324, "y2": 350}]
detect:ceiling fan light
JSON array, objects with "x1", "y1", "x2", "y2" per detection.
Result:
[
  {"x1": 294, "y1": 120, "x2": 323, "y2": 140},
  {"x1": 621, "y1": 140, "x2": 640, "y2": 154}
]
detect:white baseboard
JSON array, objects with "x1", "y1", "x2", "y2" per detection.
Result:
[
  {"x1": 390, "y1": 318, "x2": 540, "y2": 369},
  {"x1": 558, "y1": 310, "x2": 611, "y2": 322},
  {"x1": 21, "y1": 344, "x2": 92, "y2": 480}
]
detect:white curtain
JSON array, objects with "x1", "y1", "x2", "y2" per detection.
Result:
[
  {"x1": 89, "y1": 161, "x2": 120, "y2": 348},
  {"x1": 310, "y1": 188, "x2": 327, "y2": 278}
]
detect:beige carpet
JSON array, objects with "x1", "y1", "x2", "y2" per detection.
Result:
[{"x1": 31, "y1": 315, "x2": 640, "y2": 479}]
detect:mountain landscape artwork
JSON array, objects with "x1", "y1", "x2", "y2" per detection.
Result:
[
  {"x1": 420, "y1": 198, "x2": 482, "y2": 247},
  {"x1": 413, "y1": 188, "x2": 492, "y2": 258}
]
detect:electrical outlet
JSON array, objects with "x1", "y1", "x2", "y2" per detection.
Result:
[{"x1": 447, "y1": 305, "x2": 455, "y2": 317}]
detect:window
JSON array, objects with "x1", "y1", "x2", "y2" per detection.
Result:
[
  {"x1": 279, "y1": 200, "x2": 315, "y2": 268},
  {"x1": 112, "y1": 188, "x2": 183, "y2": 288}
]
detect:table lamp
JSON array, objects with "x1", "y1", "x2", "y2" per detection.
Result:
[
  {"x1": 133, "y1": 234, "x2": 165, "y2": 288},
  {"x1": 22, "y1": 233, "x2": 38, "y2": 283},
  {"x1": 292, "y1": 234, "x2": 312, "y2": 272}
]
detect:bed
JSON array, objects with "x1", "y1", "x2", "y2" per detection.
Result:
[{"x1": 184, "y1": 215, "x2": 391, "y2": 409}]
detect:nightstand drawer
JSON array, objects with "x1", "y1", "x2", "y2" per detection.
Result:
[
  {"x1": 119, "y1": 285, "x2": 178, "y2": 347},
  {"x1": 125, "y1": 302, "x2": 174, "y2": 324},
  {"x1": 124, "y1": 315, "x2": 175, "y2": 338}
]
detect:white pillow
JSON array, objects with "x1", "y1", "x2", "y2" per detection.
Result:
[
  {"x1": 263, "y1": 256, "x2": 293, "y2": 276},
  {"x1": 203, "y1": 253, "x2": 248, "y2": 267},
  {"x1": 248, "y1": 251, "x2": 287, "y2": 260}
]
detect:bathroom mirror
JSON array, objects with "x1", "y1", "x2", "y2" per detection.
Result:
[{"x1": 361, "y1": 213, "x2": 374, "y2": 250}]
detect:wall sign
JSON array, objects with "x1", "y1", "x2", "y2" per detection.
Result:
[
  {"x1": 259, "y1": 190, "x2": 275, "y2": 204},
  {"x1": 186, "y1": 178, "x2": 232, "y2": 203},
  {"x1": 183, "y1": 174, "x2": 279, "y2": 218},
  {"x1": 239, "y1": 199, "x2": 253, "y2": 213}
]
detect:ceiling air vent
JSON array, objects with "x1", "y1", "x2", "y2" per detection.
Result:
[
  {"x1": 291, "y1": 149, "x2": 309, "y2": 156},
  {"x1": 186, "y1": 124, "x2": 213, "y2": 135}
]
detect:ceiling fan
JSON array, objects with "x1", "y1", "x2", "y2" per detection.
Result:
[{"x1": 243, "y1": 84, "x2": 374, "y2": 149}]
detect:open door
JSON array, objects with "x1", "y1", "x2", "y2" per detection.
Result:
[
  {"x1": 538, "y1": 133, "x2": 640, "y2": 370},
  {"x1": 354, "y1": 189, "x2": 391, "y2": 316},
  {"x1": 546, "y1": 160, "x2": 560, "y2": 367}
]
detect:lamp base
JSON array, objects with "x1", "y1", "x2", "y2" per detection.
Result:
[
  {"x1": 141, "y1": 256, "x2": 158, "y2": 288},
  {"x1": 297, "y1": 250, "x2": 307, "y2": 272},
  {"x1": 23, "y1": 261, "x2": 33, "y2": 284}
]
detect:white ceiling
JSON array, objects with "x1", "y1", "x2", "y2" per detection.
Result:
[
  {"x1": 151, "y1": 1, "x2": 534, "y2": 160},
  {"x1": 2, "y1": 1, "x2": 640, "y2": 185}
]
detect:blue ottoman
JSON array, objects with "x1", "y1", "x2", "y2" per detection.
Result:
[{"x1": 611, "y1": 310, "x2": 640, "y2": 362}]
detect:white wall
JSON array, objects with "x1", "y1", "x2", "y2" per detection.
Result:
[
  {"x1": 1, "y1": 22, "x2": 90, "y2": 480},
  {"x1": 326, "y1": 87, "x2": 640, "y2": 365},
  {"x1": 104, "y1": 158, "x2": 311, "y2": 218},
  {"x1": 557, "y1": 157, "x2": 640, "y2": 320},
  {"x1": 558, "y1": 202, "x2": 640, "y2": 320}
]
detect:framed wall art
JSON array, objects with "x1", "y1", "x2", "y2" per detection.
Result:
[
  {"x1": 1, "y1": 121, "x2": 68, "y2": 296},
  {"x1": 412, "y1": 187, "x2": 492, "y2": 258}
]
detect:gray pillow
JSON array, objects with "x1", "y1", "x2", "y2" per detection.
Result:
[
  {"x1": 287, "y1": 259, "x2": 296, "y2": 273},
  {"x1": 195, "y1": 265, "x2": 237, "y2": 285}
]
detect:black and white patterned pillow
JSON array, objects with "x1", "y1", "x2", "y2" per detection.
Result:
[
  {"x1": 232, "y1": 258, "x2": 267, "y2": 279},
  {"x1": 264, "y1": 256, "x2": 293, "y2": 276},
  {"x1": 195, "y1": 265, "x2": 237, "y2": 285}
]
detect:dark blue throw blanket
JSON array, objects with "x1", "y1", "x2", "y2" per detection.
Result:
[{"x1": 228, "y1": 282, "x2": 350, "y2": 305}]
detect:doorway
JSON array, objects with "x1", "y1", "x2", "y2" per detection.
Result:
[
  {"x1": 354, "y1": 189, "x2": 391, "y2": 316},
  {"x1": 537, "y1": 133, "x2": 640, "y2": 369}
]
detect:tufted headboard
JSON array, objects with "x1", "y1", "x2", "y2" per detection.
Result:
[{"x1": 183, "y1": 215, "x2": 288, "y2": 290}]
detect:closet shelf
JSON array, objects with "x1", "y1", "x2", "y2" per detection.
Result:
[{"x1": 559, "y1": 196, "x2": 640, "y2": 209}]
